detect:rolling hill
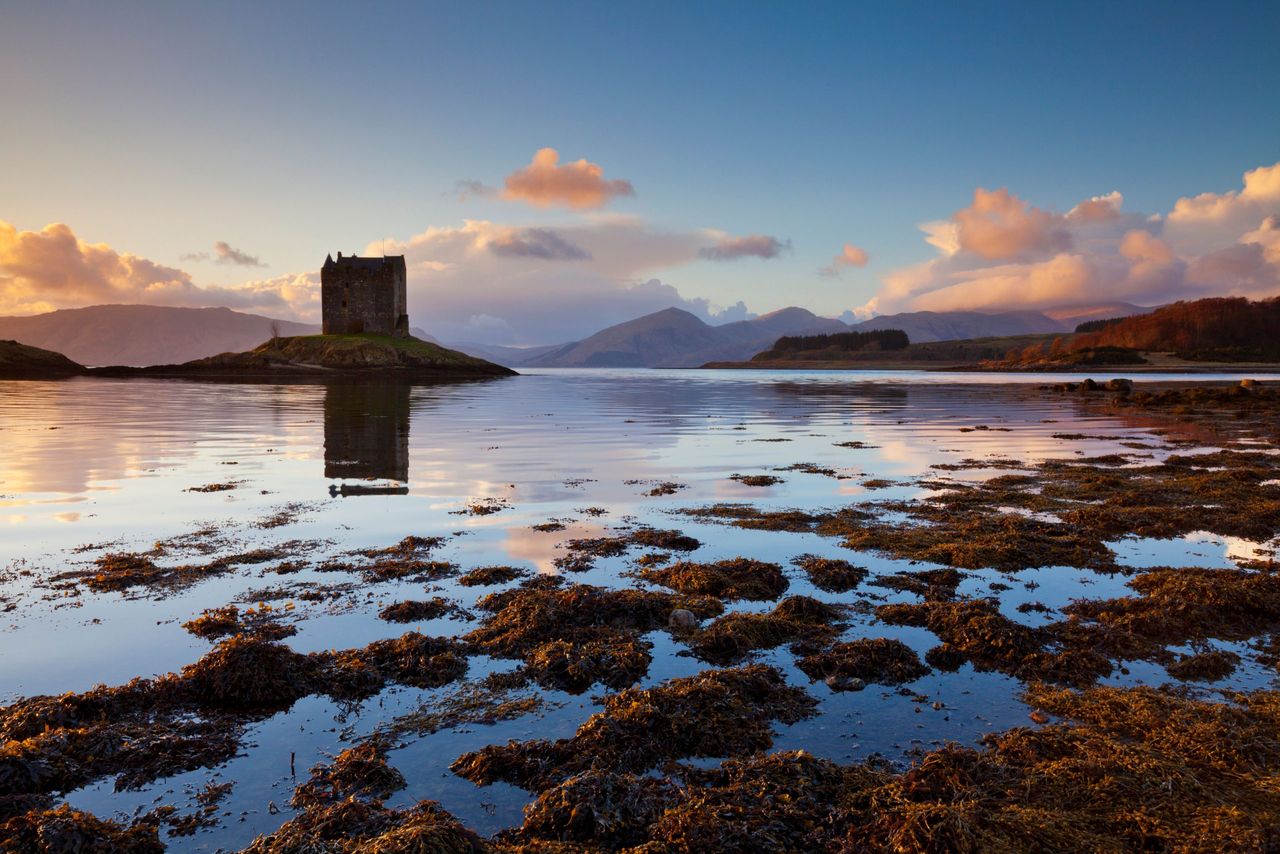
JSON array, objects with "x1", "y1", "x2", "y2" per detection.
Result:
[
  {"x1": 527, "y1": 307, "x2": 847, "y2": 368},
  {"x1": 0, "y1": 305, "x2": 318, "y2": 366},
  {"x1": 848, "y1": 309, "x2": 1068, "y2": 342}
]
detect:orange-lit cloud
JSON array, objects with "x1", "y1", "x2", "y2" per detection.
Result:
[
  {"x1": 819, "y1": 243, "x2": 869, "y2": 277},
  {"x1": 863, "y1": 161, "x2": 1280, "y2": 315},
  {"x1": 503, "y1": 148, "x2": 635, "y2": 210},
  {"x1": 0, "y1": 220, "x2": 315, "y2": 318},
  {"x1": 953, "y1": 188, "x2": 1071, "y2": 260}
]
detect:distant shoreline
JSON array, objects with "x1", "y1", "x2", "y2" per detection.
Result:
[{"x1": 699, "y1": 358, "x2": 1280, "y2": 374}]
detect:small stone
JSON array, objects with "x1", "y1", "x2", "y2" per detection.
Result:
[
  {"x1": 1029, "y1": 710, "x2": 1050, "y2": 724},
  {"x1": 825, "y1": 674, "x2": 865, "y2": 692},
  {"x1": 1105, "y1": 378, "x2": 1133, "y2": 392},
  {"x1": 668, "y1": 609, "x2": 698, "y2": 631},
  {"x1": 1240, "y1": 378, "x2": 1259, "y2": 390}
]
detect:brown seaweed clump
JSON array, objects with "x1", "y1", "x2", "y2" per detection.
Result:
[
  {"x1": 872, "y1": 567, "x2": 966, "y2": 601},
  {"x1": 639, "y1": 751, "x2": 861, "y2": 853},
  {"x1": 878, "y1": 599, "x2": 1114, "y2": 686},
  {"x1": 0, "y1": 804, "x2": 163, "y2": 854},
  {"x1": 377, "y1": 597, "x2": 459, "y2": 623},
  {"x1": 458, "y1": 565, "x2": 529, "y2": 587},
  {"x1": 0, "y1": 630, "x2": 471, "y2": 804},
  {"x1": 639, "y1": 558, "x2": 788, "y2": 601},
  {"x1": 687, "y1": 596, "x2": 844, "y2": 665},
  {"x1": 1165, "y1": 649, "x2": 1240, "y2": 682},
  {"x1": 247, "y1": 742, "x2": 483, "y2": 854},
  {"x1": 464, "y1": 582, "x2": 720, "y2": 693},
  {"x1": 1064, "y1": 566, "x2": 1280, "y2": 648},
  {"x1": 792, "y1": 554, "x2": 867, "y2": 592},
  {"x1": 845, "y1": 511, "x2": 1116, "y2": 573},
  {"x1": 524, "y1": 637, "x2": 653, "y2": 693},
  {"x1": 291, "y1": 740, "x2": 406, "y2": 810},
  {"x1": 182, "y1": 605, "x2": 297, "y2": 641},
  {"x1": 677, "y1": 503, "x2": 825, "y2": 533},
  {"x1": 500, "y1": 684, "x2": 1280, "y2": 852},
  {"x1": 335, "y1": 633, "x2": 469, "y2": 691},
  {"x1": 729, "y1": 473, "x2": 784, "y2": 487},
  {"x1": 245, "y1": 799, "x2": 486, "y2": 854},
  {"x1": 554, "y1": 528, "x2": 700, "y2": 572},
  {"x1": 451, "y1": 665, "x2": 817, "y2": 792},
  {"x1": 513, "y1": 768, "x2": 677, "y2": 849},
  {"x1": 181, "y1": 635, "x2": 317, "y2": 711},
  {"x1": 465, "y1": 582, "x2": 722, "y2": 656},
  {"x1": 797, "y1": 638, "x2": 929, "y2": 688}
]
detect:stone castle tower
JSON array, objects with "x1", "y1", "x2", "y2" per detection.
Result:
[{"x1": 321, "y1": 253, "x2": 409, "y2": 337}]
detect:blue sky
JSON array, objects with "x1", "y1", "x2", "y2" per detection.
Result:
[{"x1": 2, "y1": 1, "x2": 1277, "y2": 342}]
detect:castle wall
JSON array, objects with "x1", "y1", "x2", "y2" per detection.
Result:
[{"x1": 321, "y1": 256, "x2": 408, "y2": 336}]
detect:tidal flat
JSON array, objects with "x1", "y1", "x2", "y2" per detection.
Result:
[{"x1": 1, "y1": 369, "x2": 1278, "y2": 852}]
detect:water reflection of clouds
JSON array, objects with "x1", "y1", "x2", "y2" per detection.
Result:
[
  {"x1": 503, "y1": 522, "x2": 609, "y2": 575},
  {"x1": 0, "y1": 379, "x2": 324, "y2": 499}
]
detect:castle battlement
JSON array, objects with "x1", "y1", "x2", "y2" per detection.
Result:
[{"x1": 321, "y1": 252, "x2": 408, "y2": 337}]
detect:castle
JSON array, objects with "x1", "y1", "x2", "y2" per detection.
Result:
[{"x1": 321, "y1": 252, "x2": 409, "y2": 337}]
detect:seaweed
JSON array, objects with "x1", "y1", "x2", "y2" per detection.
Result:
[
  {"x1": 378, "y1": 597, "x2": 463, "y2": 623},
  {"x1": 639, "y1": 558, "x2": 788, "y2": 601},
  {"x1": 458, "y1": 565, "x2": 530, "y2": 587},
  {"x1": 183, "y1": 604, "x2": 297, "y2": 640},
  {"x1": 524, "y1": 637, "x2": 653, "y2": 693},
  {"x1": 797, "y1": 638, "x2": 929, "y2": 688},
  {"x1": 0, "y1": 804, "x2": 164, "y2": 854},
  {"x1": 792, "y1": 555, "x2": 867, "y2": 592},
  {"x1": 729, "y1": 473, "x2": 784, "y2": 487},
  {"x1": 244, "y1": 798, "x2": 486, "y2": 854},
  {"x1": 181, "y1": 635, "x2": 317, "y2": 711},
  {"x1": 687, "y1": 596, "x2": 844, "y2": 664},
  {"x1": 292, "y1": 740, "x2": 406, "y2": 810},
  {"x1": 451, "y1": 665, "x2": 817, "y2": 792}
]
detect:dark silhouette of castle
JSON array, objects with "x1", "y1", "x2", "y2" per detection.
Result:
[{"x1": 321, "y1": 253, "x2": 409, "y2": 336}]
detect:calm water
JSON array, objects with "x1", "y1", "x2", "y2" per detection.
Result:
[{"x1": 0, "y1": 368, "x2": 1269, "y2": 849}]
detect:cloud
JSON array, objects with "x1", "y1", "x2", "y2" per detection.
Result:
[
  {"x1": 213, "y1": 241, "x2": 265, "y2": 267},
  {"x1": 365, "y1": 218, "x2": 756, "y2": 344},
  {"x1": 862, "y1": 161, "x2": 1280, "y2": 315},
  {"x1": 698, "y1": 233, "x2": 791, "y2": 261},
  {"x1": 0, "y1": 220, "x2": 314, "y2": 318},
  {"x1": 503, "y1": 147, "x2": 635, "y2": 210},
  {"x1": 452, "y1": 179, "x2": 497, "y2": 202},
  {"x1": 1164, "y1": 161, "x2": 1280, "y2": 255},
  {"x1": 820, "y1": 243, "x2": 870, "y2": 277},
  {"x1": 179, "y1": 251, "x2": 210, "y2": 262},
  {"x1": 952, "y1": 187, "x2": 1072, "y2": 261},
  {"x1": 488, "y1": 228, "x2": 591, "y2": 260}
]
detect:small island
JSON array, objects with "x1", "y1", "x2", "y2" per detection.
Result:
[
  {"x1": 1, "y1": 253, "x2": 515, "y2": 381},
  {"x1": 95, "y1": 332, "x2": 515, "y2": 379},
  {"x1": 0, "y1": 339, "x2": 85, "y2": 379}
]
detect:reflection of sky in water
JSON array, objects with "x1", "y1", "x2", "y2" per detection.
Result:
[{"x1": 0, "y1": 368, "x2": 1271, "y2": 847}]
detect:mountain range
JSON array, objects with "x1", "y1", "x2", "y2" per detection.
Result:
[
  {"x1": 0, "y1": 305, "x2": 318, "y2": 367},
  {"x1": 0, "y1": 302, "x2": 1149, "y2": 368},
  {"x1": 519, "y1": 302, "x2": 1147, "y2": 368}
]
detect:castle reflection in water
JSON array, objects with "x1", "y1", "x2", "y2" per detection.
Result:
[{"x1": 323, "y1": 382, "x2": 410, "y2": 496}]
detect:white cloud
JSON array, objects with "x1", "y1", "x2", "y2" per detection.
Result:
[
  {"x1": 366, "y1": 218, "x2": 761, "y2": 344},
  {"x1": 863, "y1": 161, "x2": 1280, "y2": 315}
]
